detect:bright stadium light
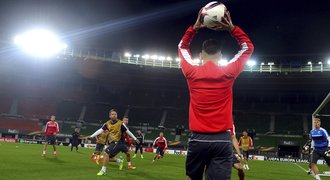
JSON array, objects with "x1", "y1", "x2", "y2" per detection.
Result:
[
  {"x1": 307, "y1": 61, "x2": 312, "y2": 65},
  {"x1": 260, "y1": 62, "x2": 265, "y2": 65},
  {"x1": 133, "y1": 54, "x2": 140, "y2": 58},
  {"x1": 218, "y1": 58, "x2": 228, "y2": 66},
  {"x1": 318, "y1": 61, "x2": 322, "y2": 65},
  {"x1": 124, "y1": 52, "x2": 131, "y2": 58},
  {"x1": 142, "y1": 54, "x2": 150, "y2": 59},
  {"x1": 14, "y1": 29, "x2": 67, "y2": 58},
  {"x1": 268, "y1": 62, "x2": 274, "y2": 65},
  {"x1": 327, "y1": 59, "x2": 330, "y2": 65},
  {"x1": 166, "y1": 56, "x2": 172, "y2": 61},
  {"x1": 247, "y1": 60, "x2": 256, "y2": 67},
  {"x1": 175, "y1": 57, "x2": 180, "y2": 62},
  {"x1": 151, "y1": 55, "x2": 158, "y2": 60},
  {"x1": 158, "y1": 56, "x2": 165, "y2": 61}
]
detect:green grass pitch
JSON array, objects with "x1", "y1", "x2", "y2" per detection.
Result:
[{"x1": 0, "y1": 142, "x2": 328, "y2": 179}]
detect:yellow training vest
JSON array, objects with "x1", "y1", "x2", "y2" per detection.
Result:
[
  {"x1": 240, "y1": 136, "x2": 252, "y2": 151},
  {"x1": 105, "y1": 119, "x2": 123, "y2": 143},
  {"x1": 96, "y1": 131, "x2": 109, "y2": 145}
]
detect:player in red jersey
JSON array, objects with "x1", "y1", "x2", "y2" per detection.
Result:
[
  {"x1": 152, "y1": 132, "x2": 168, "y2": 164},
  {"x1": 179, "y1": 9, "x2": 254, "y2": 180},
  {"x1": 42, "y1": 115, "x2": 60, "y2": 157},
  {"x1": 122, "y1": 116, "x2": 136, "y2": 169}
]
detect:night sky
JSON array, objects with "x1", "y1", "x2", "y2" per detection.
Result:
[{"x1": 0, "y1": 0, "x2": 330, "y2": 58}]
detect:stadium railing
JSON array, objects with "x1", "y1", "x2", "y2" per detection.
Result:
[{"x1": 62, "y1": 47, "x2": 330, "y2": 73}]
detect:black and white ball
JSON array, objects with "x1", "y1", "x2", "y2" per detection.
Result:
[{"x1": 201, "y1": 1, "x2": 228, "y2": 29}]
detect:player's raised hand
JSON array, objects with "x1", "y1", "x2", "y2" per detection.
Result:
[
  {"x1": 211, "y1": 11, "x2": 234, "y2": 32},
  {"x1": 193, "y1": 8, "x2": 206, "y2": 31}
]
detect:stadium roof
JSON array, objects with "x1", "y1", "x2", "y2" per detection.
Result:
[{"x1": 0, "y1": 0, "x2": 330, "y2": 58}]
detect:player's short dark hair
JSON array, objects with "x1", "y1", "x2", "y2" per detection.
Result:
[
  {"x1": 123, "y1": 116, "x2": 129, "y2": 119},
  {"x1": 202, "y1": 39, "x2": 221, "y2": 55},
  {"x1": 109, "y1": 109, "x2": 117, "y2": 113}
]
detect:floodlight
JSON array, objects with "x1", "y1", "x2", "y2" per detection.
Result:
[
  {"x1": 14, "y1": 29, "x2": 67, "y2": 58},
  {"x1": 247, "y1": 60, "x2": 256, "y2": 66},
  {"x1": 124, "y1": 52, "x2": 131, "y2": 57},
  {"x1": 158, "y1": 56, "x2": 165, "y2": 61},
  {"x1": 142, "y1": 54, "x2": 150, "y2": 59},
  {"x1": 218, "y1": 59, "x2": 228, "y2": 66},
  {"x1": 166, "y1": 57, "x2": 172, "y2": 61},
  {"x1": 151, "y1": 55, "x2": 158, "y2": 60}
]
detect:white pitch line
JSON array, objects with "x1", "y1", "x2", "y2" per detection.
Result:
[
  {"x1": 292, "y1": 163, "x2": 308, "y2": 172},
  {"x1": 293, "y1": 162, "x2": 330, "y2": 177}
]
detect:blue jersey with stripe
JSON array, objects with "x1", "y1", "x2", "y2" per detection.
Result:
[{"x1": 310, "y1": 127, "x2": 329, "y2": 151}]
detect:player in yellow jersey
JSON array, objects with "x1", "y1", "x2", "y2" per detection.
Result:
[
  {"x1": 90, "y1": 130, "x2": 109, "y2": 165},
  {"x1": 231, "y1": 125, "x2": 245, "y2": 180},
  {"x1": 88, "y1": 109, "x2": 139, "y2": 176},
  {"x1": 238, "y1": 130, "x2": 253, "y2": 170}
]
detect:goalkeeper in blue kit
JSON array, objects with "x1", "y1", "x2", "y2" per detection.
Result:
[{"x1": 309, "y1": 118, "x2": 330, "y2": 180}]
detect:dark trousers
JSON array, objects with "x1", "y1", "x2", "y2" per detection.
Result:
[
  {"x1": 186, "y1": 131, "x2": 232, "y2": 180},
  {"x1": 71, "y1": 144, "x2": 78, "y2": 151},
  {"x1": 135, "y1": 144, "x2": 143, "y2": 154}
]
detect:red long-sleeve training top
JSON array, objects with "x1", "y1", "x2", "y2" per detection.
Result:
[
  {"x1": 178, "y1": 26, "x2": 254, "y2": 133},
  {"x1": 44, "y1": 121, "x2": 59, "y2": 136}
]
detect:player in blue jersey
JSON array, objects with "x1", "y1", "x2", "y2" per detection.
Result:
[{"x1": 310, "y1": 118, "x2": 330, "y2": 180}]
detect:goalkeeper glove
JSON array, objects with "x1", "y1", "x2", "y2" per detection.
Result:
[{"x1": 325, "y1": 148, "x2": 330, "y2": 157}]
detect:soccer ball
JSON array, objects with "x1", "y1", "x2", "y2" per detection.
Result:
[{"x1": 201, "y1": 1, "x2": 228, "y2": 28}]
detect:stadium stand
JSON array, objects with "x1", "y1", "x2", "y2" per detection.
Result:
[
  {"x1": 18, "y1": 97, "x2": 57, "y2": 119},
  {"x1": 0, "y1": 117, "x2": 41, "y2": 132},
  {"x1": 0, "y1": 95, "x2": 13, "y2": 114},
  {"x1": 0, "y1": 56, "x2": 329, "y2": 141}
]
